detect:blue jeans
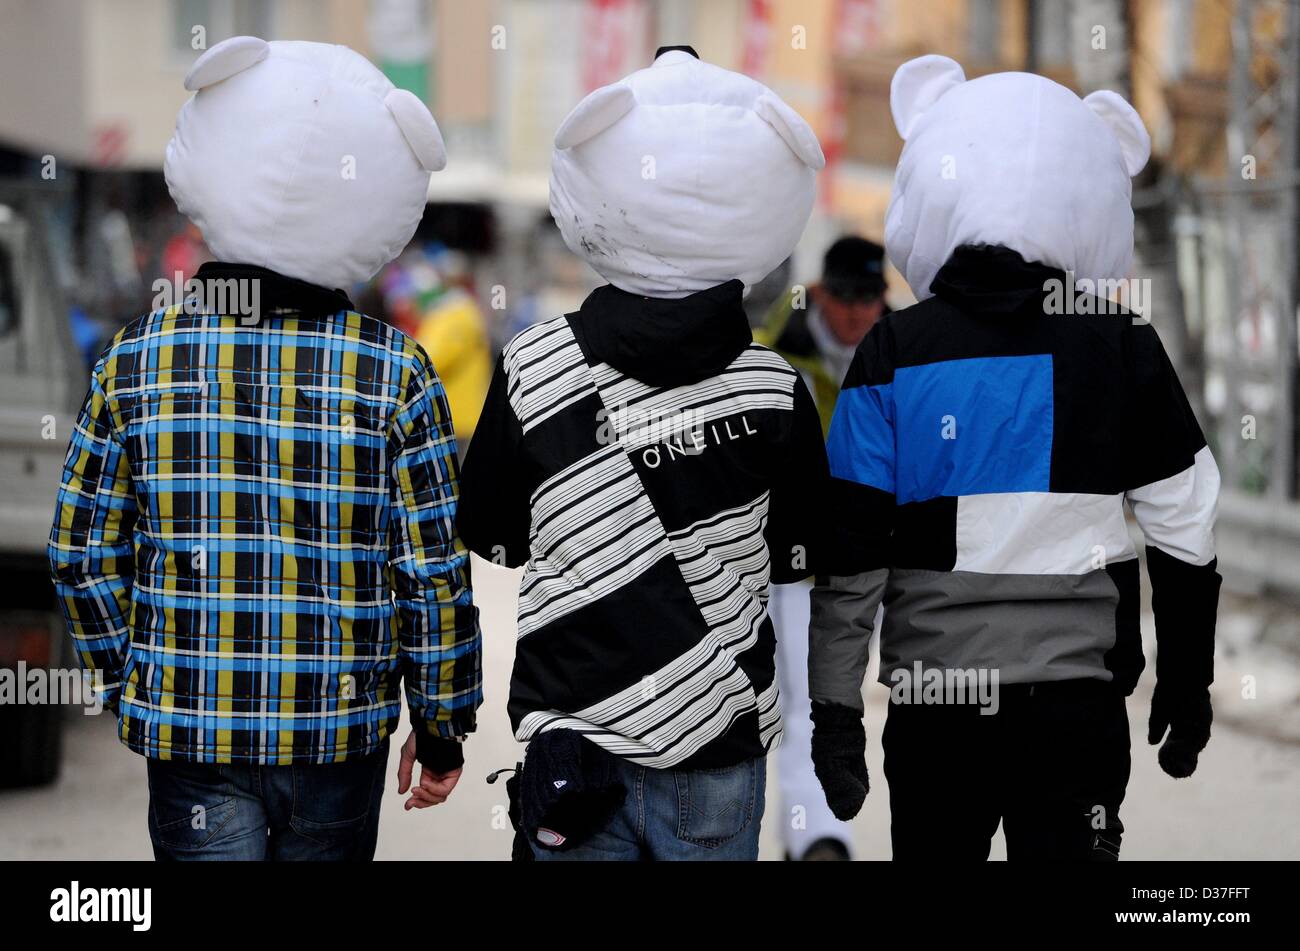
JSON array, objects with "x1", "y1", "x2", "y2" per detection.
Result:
[
  {"x1": 145, "y1": 740, "x2": 388, "y2": 861},
  {"x1": 530, "y1": 755, "x2": 766, "y2": 861}
]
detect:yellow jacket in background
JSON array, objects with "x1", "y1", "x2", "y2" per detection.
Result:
[{"x1": 414, "y1": 291, "x2": 491, "y2": 441}]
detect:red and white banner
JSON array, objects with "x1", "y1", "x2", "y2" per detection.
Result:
[
  {"x1": 582, "y1": 0, "x2": 649, "y2": 92},
  {"x1": 834, "y1": 0, "x2": 883, "y2": 58},
  {"x1": 741, "y1": 0, "x2": 773, "y2": 78},
  {"x1": 820, "y1": 0, "x2": 884, "y2": 206}
]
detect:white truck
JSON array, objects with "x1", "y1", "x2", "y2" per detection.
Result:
[{"x1": 0, "y1": 180, "x2": 84, "y2": 786}]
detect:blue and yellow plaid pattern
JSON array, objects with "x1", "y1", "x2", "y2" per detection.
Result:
[{"x1": 49, "y1": 301, "x2": 481, "y2": 764}]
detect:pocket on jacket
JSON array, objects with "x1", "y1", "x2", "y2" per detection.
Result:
[{"x1": 673, "y1": 759, "x2": 759, "y2": 848}]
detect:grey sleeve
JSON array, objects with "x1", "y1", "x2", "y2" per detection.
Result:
[{"x1": 808, "y1": 570, "x2": 888, "y2": 713}]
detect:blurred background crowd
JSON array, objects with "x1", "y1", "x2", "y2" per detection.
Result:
[{"x1": 3, "y1": 0, "x2": 1299, "y2": 502}]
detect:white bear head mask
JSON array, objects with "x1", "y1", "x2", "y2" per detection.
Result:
[
  {"x1": 165, "y1": 36, "x2": 446, "y2": 289},
  {"x1": 550, "y1": 48, "x2": 825, "y2": 299},
  {"x1": 884, "y1": 55, "x2": 1151, "y2": 300}
]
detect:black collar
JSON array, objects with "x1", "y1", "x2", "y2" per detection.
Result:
[
  {"x1": 654, "y1": 45, "x2": 699, "y2": 61},
  {"x1": 193, "y1": 262, "x2": 354, "y2": 319},
  {"x1": 929, "y1": 245, "x2": 1068, "y2": 317},
  {"x1": 572, "y1": 280, "x2": 752, "y2": 388}
]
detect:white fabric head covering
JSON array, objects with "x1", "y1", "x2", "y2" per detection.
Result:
[
  {"x1": 884, "y1": 55, "x2": 1151, "y2": 300},
  {"x1": 165, "y1": 37, "x2": 446, "y2": 288},
  {"x1": 550, "y1": 49, "x2": 825, "y2": 299}
]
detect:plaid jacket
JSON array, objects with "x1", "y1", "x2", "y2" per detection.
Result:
[{"x1": 48, "y1": 264, "x2": 481, "y2": 766}]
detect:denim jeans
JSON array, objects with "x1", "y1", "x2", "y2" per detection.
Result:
[
  {"x1": 530, "y1": 755, "x2": 766, "y2": 861},
  {"x1": 145, "y1": 739, "x2": 388, "y2": 861}
]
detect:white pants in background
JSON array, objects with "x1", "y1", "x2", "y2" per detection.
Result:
[{"x1": 770, "y1": 579, "x2": 854, "y2": 859}]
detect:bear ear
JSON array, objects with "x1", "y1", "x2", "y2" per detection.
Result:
[
  {"x1": 890, "y1": 54, "x2": 966, "y2": 140},
  {"x1": 755, "y1": 93, "x2": 826, "y2": 170},
  {"x1": 184, "y1": 36, "x2": 270, "y2": 91},
  {"x1": 385, "y1": 89, "x2": 447, "y2": 172},
  {"x1": 555, "y1": 84, "x2": 637, "y2": 149},
  {"x1": 1084, "y1": 90, "x2": 1151, "y2": 177}
]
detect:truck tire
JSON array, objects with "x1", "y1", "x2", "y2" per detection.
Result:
[
  {"x1": 0, "y1": 693, "x2": 62, "y2": 788},
  {"x1": 0, "y1": 607, "x2": 67, "y2": 788}
]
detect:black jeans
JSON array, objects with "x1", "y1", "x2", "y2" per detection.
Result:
[
  {"x1": 882, "y1": 680, "x2": 1130, "y2": 860},
  {"x1": 146, "y1": 739, "x2": 389, "y2": 861}
]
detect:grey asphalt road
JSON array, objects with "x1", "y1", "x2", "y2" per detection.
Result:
[{"x1": 2, "y1": 557, "x2": 1297, "y2": 860}]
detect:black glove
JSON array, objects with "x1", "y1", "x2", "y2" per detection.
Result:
[
  {"x1": 810, "y1": 701, "x2": 869, "y2": 820},
  {"x1": 1148, "y1": 684, "x2": 1212, "y2": 778}
]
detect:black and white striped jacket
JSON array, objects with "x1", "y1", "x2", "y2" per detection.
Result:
[{"x1": 458, "y1": 281, "x2": 828, "y2": 769}]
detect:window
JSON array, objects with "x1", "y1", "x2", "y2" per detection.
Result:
[
  {"x1": 0, "y1": 234, "x2": 17, "y2": 339},
  {"x1": 172, "y1": 0, "x2": 273, "y2": 55}
]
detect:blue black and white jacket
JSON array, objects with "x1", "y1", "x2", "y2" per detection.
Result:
[{"x1": 809, "y1": 245, "x2": 1221, "y2": 708}]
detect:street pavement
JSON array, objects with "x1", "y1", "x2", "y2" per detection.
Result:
[{"x1": 2, "y1": 557, "x2": 1296, "y2": 860}]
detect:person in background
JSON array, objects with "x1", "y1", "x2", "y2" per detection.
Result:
[
  {"x1": 758, "y1": 238, "x2": 890, "y2": 432},
  {"x1": 379, "y1": 246, "x2": 492, "y2": 450},
  {"x1": 160, "y1": 220, "x2": 208, "y2": 285},
  {"x1": 755, "y1": 236, "x2": 889, "y2": 860}
]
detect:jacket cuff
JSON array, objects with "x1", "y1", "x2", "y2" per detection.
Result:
[
  {"x1": 1146, "y1": 546, "x2": 1220, "y2": 691},
  {"x1": 810, "y1": 700, "x2": 865, "y2": 734},
  {"x1": 410, "y1": 716, "x2": 466, "y2": 773}
]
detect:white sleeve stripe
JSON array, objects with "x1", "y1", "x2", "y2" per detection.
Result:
[{"x1": 1126, "y1": 445, "x2": 1220, "y2": 566}]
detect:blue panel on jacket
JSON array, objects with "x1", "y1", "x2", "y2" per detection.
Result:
[
  {"x1": 828, "y1": 381, "x2": 896, "y2": 493},
  {"x1": 894, "y1": 354, "x2": 1053, "y2": 503}
]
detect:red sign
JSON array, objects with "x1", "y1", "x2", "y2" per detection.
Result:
[
  {"x1": 92, "y1": 122, "x2": 129, "y2": 168},
  {"x1": 741, "y1": 0, "x2": 773, "y2": 78},
  {"x1": 583, "y1": 0, "x2": 649, "y2": 92}
]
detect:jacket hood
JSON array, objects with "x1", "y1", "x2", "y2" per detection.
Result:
[
  {"x1": 192, "y1": 261, "x2": 354, "y2": 319},
  {"x1": 572, "y1": 280, "x2": 753, "y2": 388},
  {"x1": 929, "y1": 245, "x2": 1067, "y2": 318}
]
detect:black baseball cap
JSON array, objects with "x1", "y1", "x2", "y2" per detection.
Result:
[{"x1": 822, "y1": 236, "x2": 887, "y2": 302}]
